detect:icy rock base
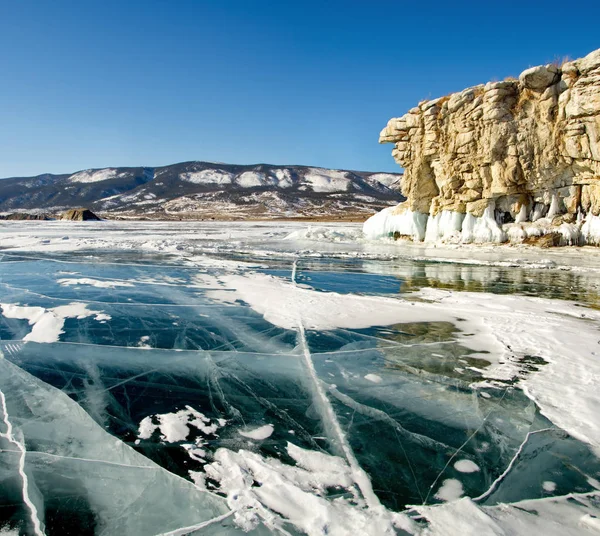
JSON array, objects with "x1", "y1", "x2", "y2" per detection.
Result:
[
  {"x1": 363, "y1": 206, "x2": 428, "y2": 241},
  {"x1": 364, "y1": 204, "x2": 600, "y2": 246}
]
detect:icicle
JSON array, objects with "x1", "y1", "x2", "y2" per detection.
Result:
[
  {"x1": 581, "y1": 214, "x2": 600, "y2": 245},
  {"x1": 461, "y1": 203, "x2": 507, "y2": 243},
  {"x1": 547, "y1": 193, "x2": 560, "y2": 219},
  {"x1": 531, "y1": 203, "x2": 546, "y2": 222},
  {"x1": 515, "y1": 204, "x2": 528, "y2": 224},
  {"x1": 424, "y1": 211, "x2": 465, "y2": 242}
]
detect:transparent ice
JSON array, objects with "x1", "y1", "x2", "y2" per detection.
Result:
[{"x1": 1, "y1": 220, "x2": 600, "y2": 535}]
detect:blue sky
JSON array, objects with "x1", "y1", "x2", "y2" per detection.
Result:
[{"x1": 0, "y1": 0, "x2": 599, "y2": 178}]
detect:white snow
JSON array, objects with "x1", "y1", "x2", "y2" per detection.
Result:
[
  {"x1": 57, "y1": 277, "x2": 134, "y2": 288},
  {"x1": 285, "y1": 225, "x2": 364, "y2": 242},
  {"x1": 68, "y1": 168, "x2": 121, "y2": 183},
  {"x1": 0, "y1": 304, "x2": 46, "y2": 325},
  {"x1": 542, "y1": 481, "x2": 557, "y2": 492},
  {"x1": 137, "y1": 335, "x2": 151, "y2": 349},
  {"x1": 368, "y1": 173, "x2": 401, "y2": 188},
  {"x1": 364, "y1": 374, "x2": 383, "y2": 383},
  {"x1": 179, "y1": 169, "x2": 233, "y2": 185},
  {"x1": 137, "y1": 406, "x2": 222, "y2": 443},
  {"x1": 204, "y1": 442, "x2": 413, "y2": 535},
  {"x1": 454, "y1": 460, "x2": 480, "y2": 473},
  {"x1": 273, "y1": 168, "x2": 294, "y2": 188},
  {"x1": 206, "y1": 272, "x2": 457, "y2": 331},
  {"x1": 416, "y1": 493, "x2": 600, "y2": 536},
  {"x1": 235, "y1": 171, "x2": 268, "y2": 188},
  {"x1": 434, "y1": 479, "x2": 464, "y2": 501},
  {"x1": 1, "y1": 302, "x2": 103, "y2": 343},
  {"x1": 305, "y1": 168, "x2": 352, "y2": 192},
  {"x1": 207, "y1": 270, "x2": 600, "y2": 456},
  {"x1": 238, "y1": 424, "x2": 274, "y2": 440}
]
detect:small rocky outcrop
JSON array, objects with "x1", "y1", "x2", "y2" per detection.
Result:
[
  {"x1": 0, "y1": 213, "x2": 53, "y2": 221},
  {"x1": 374, "y1": 48, "x2": 600, "y2": 245},
  {"x1": 60, "y1": 208, "x2": 101, "y2": 221}
]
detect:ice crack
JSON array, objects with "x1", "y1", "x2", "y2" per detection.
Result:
[
  {"x1": 297, "y1": 321, "x2": 382, "y2": 510},
  {"x1": 156, "y1": 511, "x2": 234, "y2": 536},
  {"x1": 0, "y1": 389, "x2": 45, "y2": 536},
  {"x1": 472, "y1": 427, "x2": 555, "y2": 503}
]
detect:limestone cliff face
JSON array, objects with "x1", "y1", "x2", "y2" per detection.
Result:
[{"x1": 377, "y1": 48, "x2": 600, "y2": 243}]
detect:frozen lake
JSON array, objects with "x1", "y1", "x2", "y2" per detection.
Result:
[{"x1": 1, "y1": 221, "x2": 600, "y2": 535}]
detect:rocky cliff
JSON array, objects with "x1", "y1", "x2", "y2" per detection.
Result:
[{"x1": 367, "y1": 48, "x2": 600, "y2": 245}]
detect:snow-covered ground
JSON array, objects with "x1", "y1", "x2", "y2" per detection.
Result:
[{"x1": 1, "y1": 220, "x2": 600, "y2": 535}]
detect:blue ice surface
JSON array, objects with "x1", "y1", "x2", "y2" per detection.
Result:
[{"x1": 1, "y1": 247, "x2": 600, "y2": 533}]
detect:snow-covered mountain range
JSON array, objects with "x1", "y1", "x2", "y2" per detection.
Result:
[{"x1": 0, "y1": 161, "x2": 403, "y2": 219}]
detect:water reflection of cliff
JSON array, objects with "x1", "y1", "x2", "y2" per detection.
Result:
[{"x1": 362, "y1": 260, "x2": 600, "y2": 307}]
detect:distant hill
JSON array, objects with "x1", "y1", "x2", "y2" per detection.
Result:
[{"x1": 0, "y1": 161, "x2": 404, "y2": 220}]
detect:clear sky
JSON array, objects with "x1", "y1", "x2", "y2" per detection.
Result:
[{"x1": 1, "y1": 0, "x2": 599, "y2": 178}]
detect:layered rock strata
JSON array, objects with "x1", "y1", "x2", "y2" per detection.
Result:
[{"x1": 367, "y1": 48, "x2": 600, "y2": 245}]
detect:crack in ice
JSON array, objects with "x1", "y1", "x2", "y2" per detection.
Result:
[
  {"x1": 297, "y1": 321, "x2": 382, "y2": 510},
  {"x1": 0, "y1": 390, "x2": 45, "y2": 536},
  {"x1": 472, "y1": 426, "x2": 555, "y2": 503},
  {"x1": 155, "y1": 510, "x2": 235, "y2": 535},
  {"x1": 422, "y1": 386, "x2": 511, "y2": 505},
  {"x1": 0, "y1": 448, "x2": 164, "y2": 471}
]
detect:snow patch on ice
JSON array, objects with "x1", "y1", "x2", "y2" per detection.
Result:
[
  {"x1": 238, "y1": 424, "x2": 274, "y2": 440},
  {"x1": 208, "y1": 271, "x2": 600, "y2": 456},
  {"x1": 1, "y1": 302, "x2": 104, "y2": 343},
  {"x1": 364, "y1": 374, "x2": 383, "y2": 384},
  {"x1": 206, "y1": 272, "x2": 457, "y2": 331},
  {"x1": 204, "y1": 442, "x2": 413, "y2": 535},
  {"x1": 454, "y1": 459, "x2": 480, "y2": 473},
  {"x1": 285, "y1": 225, "x2": 363, "y2": 243},
  {"x1": 57, "y1": 277, "x2": 134, "y2": 289},
  {"x1": 434, "y1": 479, "x2": 464, "y2": 501},
  {"x1": 137, "y1": 406, "x2": 223, "y2": 443},
  {"x1": 417, "y1": 493, "x2": 600, "y2": 536}
]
